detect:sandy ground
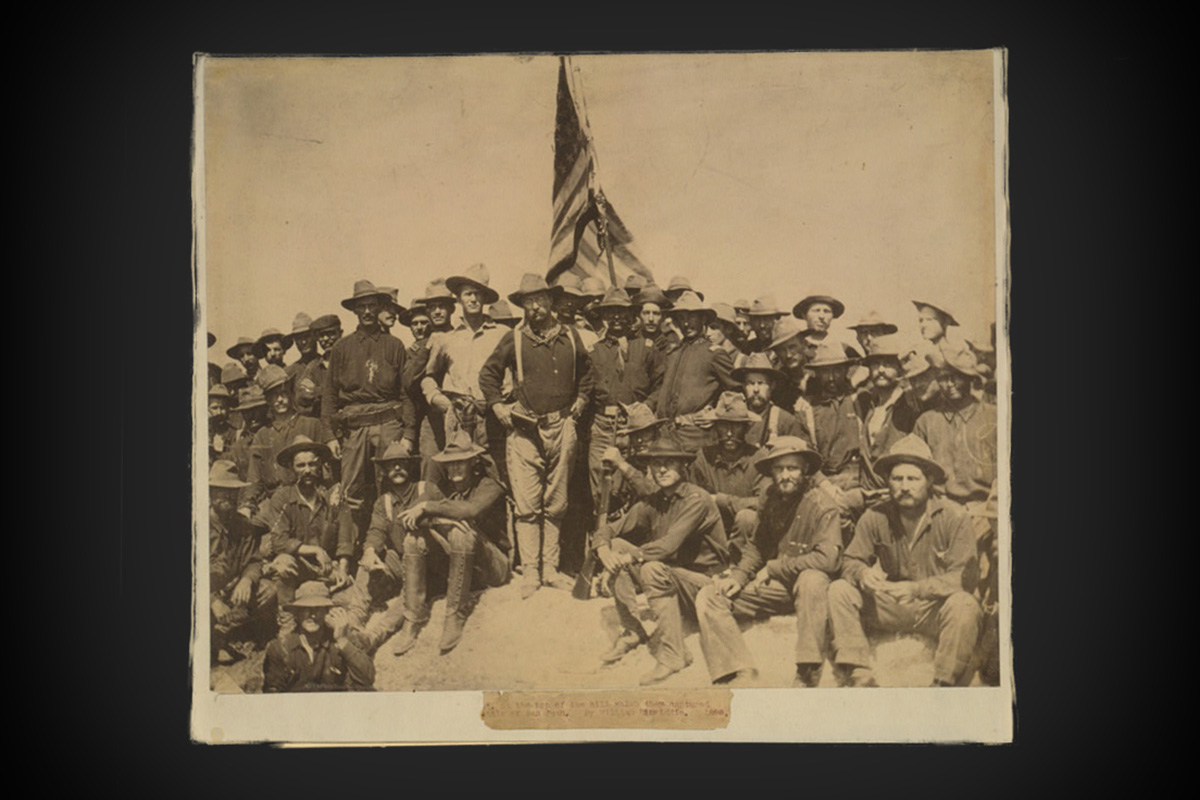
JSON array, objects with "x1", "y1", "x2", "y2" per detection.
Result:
[{"x1": 211, "y1": 579, "x2": 975, "y2": 693}]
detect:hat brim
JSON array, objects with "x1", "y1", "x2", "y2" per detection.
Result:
[
  {"x1": 210, "y1": 477, "x2": 251, "y2": 489},
  {"x1": 666, "y1": 289, "x2": 705, "y2": 302},
  {"x1": 630, "y1": 450, "x2": 696, "y2": 465},
  {"x1": 622, "y1": 417, "x2": 668, "y2": 435},
  {"x1": 341, "y1": 292, "x2": 394, "y2": 311},
  {"x1": 431, "y1": 445, "x2": 487, "y2": 463},
  {"x1": 848, "y1": 322, "x2": 899, "y2": 335},
  {"x1": 233, "y1": 399, "x2": 266, "y2": 412},
  {"x1": 399, "y1": 306, "x2": 431, "y2": 326},
  {"x1": 276, "y1": 441, "x2": 333, "y2": 468},
  {"x1": 755, "y1": 448, "x2": 823, "y2": 476},
  {"x1": 793, "y1": 297, "x2": 846, "y2": 319},
  {"x1": 445, "y1": 276, "x2": 501, "y2": 305},
  {"x1": 207, "y1": 332, "x2": 216, "y2": 347},
  {"x1": 873, "y1": 453, "x2": 947, "y2": 484},
  {"x1": 667, "y1": 307, "x2": 715, "y2": 320},
  {"x1": 860, "y1": 351, "x2": 903, "y2": 363},
  {"x1": 226, "y1": 343, "x2": 254, "y2": 359},
  {"x1": 253, "y1": 334, "x2": 294, "y2": 357},
  {"x1": 912, "y1": 301, "x2": 960, "y2": 327},
  {"x1": 286, "y1": 597, "x2": 334, "y2": 609},
  {"x1": 731, "y1": 366, "x2": 787, "y2": 383},
  {"x1": 806, "y1": 355, "x2": 860, "y2": 369},
  {"x1": 508, "y1": 284, "x2": 565, "y2": 308},
  {"x1": 372, "y1": 452, "x2": 423, "y2": 465},
  {"x1": 768, "y1": 327, "x2": 817, "y2": 350}
]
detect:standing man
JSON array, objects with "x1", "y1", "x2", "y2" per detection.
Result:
[
  {"x1": 635, "y1": 284, "x2": 676, "y2": 354},
  {"x1": 479, "y1": 274, "x2": 594, "y2": 598},
  {"x1": 734, "y1": 352, "x2": 810, "y2": 449},
  {"x1": 418, "y1": 278, "x2": 458, "y2": 335},
  {"x1": 227, "y1": 336, "x2": 260, "y2": 384},
  {"x1": 390, "y1": 432, "x2": 512, "y2": 654},
  {"x1": 285, "y1": 313, "x2": 319, "y2": 382},
  {"x1": 321, "y1": 279, "x2": 418, "y2": 556},
  {"x1": 592, "y1": 435, "x2": 730, "y2": 684},
  {"x1": 656, "y1": 292, "x2": 739, "y2": 454},
  {"x1": 745, "y1": 295, "x2": 788, "y2": 355},
  {"x1": 793, "y1": 293, "x2": 859, "y2": 359},
  {"x1": 208, "y1": 385, "x2": 235, "y2": 466},
  {"x1": 707, "y1": 303, "x2": 746, "y2": 366},
  {"x1": 913, "y1": 299, "x2": 969, "y2": 368},
  {"x1": 803, "y1": 339, "x2": 864, "y2": 504},
  {"x1": 552, "y1": 273, "x2": 601, "y2": 352},
  {"x1": 487, "y1": 300, "x2": 521, "y2": 329},
  {"x1": 254, "y1": 328, "x2": 293, "y2": 369},
  {"x1": 300, "y1": 314, "x2": 342, "y2": 421},
  {"x1": 421, "y1": 263, "x2": 507, "y2": 451},
  {"x1": 665, "y1": 275, "x2": 703, "y2": 303},
  {"x1": 732, "y1": 299, "x2": 754, "y2": 348},
  {"x1": 696, "y1": 436, "x2": 841, "y2": 686},
  {"x1": 847, "y1": 310, "x2": 898, "y2": 356},
  {"x1": 854, "y1": 338, "x2": 922, "y2": 506},
  {"x1": 374, "y1": 288, "x2": 405, "y2": 335},
  {"x1": 828, "y1": 435, "x2": 983, "y2": 687},
  {"x1": 587, "y1": 287, "x2": 664, "y2": 504},
  {"x1": 228, "y1": 384, "x2": 268, "y2": 485},
  {"x1": 261, "y1": 581, "x2": 375, "y2": 692}
]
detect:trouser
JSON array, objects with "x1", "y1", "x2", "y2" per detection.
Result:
[
  {"x1": 212, "y1": 580, "x2": 278, "y2": 654},
  {"x1": 696, "y1": 569, "x2": 831, "y2": 681},
  {"x1": 340, "y1": 415, "x2": 404, "y2": 551},
  {"x1": 507, "y1": 416, "x2": 577, "y2": 577},
  {"x1": 827, "y1": 579, "x2": 983, "y2": 685},
  {"x1": 401, "y1": 521, "x2": 511, "y2": 623},
  {"x1": 441, "y1": 393, "x2": 489, "y2": 449},
  {"x1": 334, "y1": 548, "x2": 405, "y2": 651},
  {"x1": 609, "y1": 543, "x2": 710, "y2": 671},
  {"x1": 419, "y1": 413, "x2": 443, "y2": 482},
  {"x1": 588, "y1": 413, "x2": 621, "y2": 504}
]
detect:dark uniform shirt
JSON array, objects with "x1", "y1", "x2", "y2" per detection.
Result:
[
  {"x1": 594, "y1": 481, "x2": 729, "y2": 575},
  {"x1": 731, "y1": 483, "x2": 843, "y2": 585},
  {"x1": 854, "y1": 387, "x2": 920, "y2": 491},
  {"x1": 242, "y1": 413, "x2": 328, "y2": 510},
  {"x1": 657, "y1": 336, "x2": 738, "y2": 420},
  {"x1": 421, "y1": 472, "x2": 508, "y2": 550},
  {"x1": 913, "y1": 400, "x2": 998, "y2": 501},
  {"x1": 363, "y1": 481, "x2": 423, "y2": 556},
  {"x1": 590, "y1": 335, "x2": 664, "y2": 409},
  {"x1": 262, "y1": 633, "x2": 375, "y2": 692},
  {"x1": 479, "y1": 323, "x2": 595, "y2": 416},
  {"x1": 321, "y1": 326, "x2": 416, "y2": 442},
  {"x1": 745, "y1": 402, "x2": 810, "y2": 449},
  {"x1": 809, "y1": 393, "x2": 862, "y2": 483},
  {"x1": 210, "y1": 509, "x2": 264, "y2": 601},
  {"x1": 688, "y1": 442, "x2": 769, "y2": 520},
  {"x1": 270, "y1": 484, "x2": 351, "y2": 558}
]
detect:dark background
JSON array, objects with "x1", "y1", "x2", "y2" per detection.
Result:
[{"x1": 52, "y1": 1, "x2": 1153, "y2": 788}]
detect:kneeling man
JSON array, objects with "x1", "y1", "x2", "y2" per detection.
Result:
[
  {"x1": 696, "y1": 437, "x2": 842, "y2": 686},
  {"x1": 828, "y1": 435, "x2": 982, "y2": 686},
  {"x1": 262, "y1": 581, "x2": 375, "y2": 692}
]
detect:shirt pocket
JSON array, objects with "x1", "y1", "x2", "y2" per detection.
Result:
[{"x1": 782, "y1": 540, "x2": 812, "y2": 558}]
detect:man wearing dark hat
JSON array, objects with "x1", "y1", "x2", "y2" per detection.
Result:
[
  {"x1": 745, "y1": 295, "x2": 787, "y2": 355},
  {"x1": 588, "y1": 286, "x2": 665, "y2": 505},
  {"x1": 299, "y1": 314, "x2": 343, "y2": 421},
  {"x1": 765, "y1": 316, "x2": 815, "y2": 422},
  {"x1": 335, "y1": 441, "x2": 424, "y2": 654},
  {"x1": 734, "y1": 352, "x2": 810, "y2": 449},
  {"x1": 828, "y1": 435, "x2": 983, "y2": 687},
  {"x1": 420, "y1": 263, "x2": 508, "y2": 456},
  {"x1": 321, "y1": 279, "x2": 418, "y2": 556},
  {"x1": 487, "y1": 300, "x2": 521, "y2": 329},
  {"x1": 387, "y1": 431, "x2": 512, "y2": 654},
  {"x1": 599, "y1": 402, "x2": 670, "y2": 520},
  {"x1": 696, "y1": 436, "x2": 842, "y2": 686},
  {"x1": 592, "y1": 434, "x2": 730, "y2": 684},
  {"x1": 635, "y1": 284, "x2": 676, "y2": 354},
  {"x1": 665, "y1": 275, "x2": 703, "y2": 303},
  {"x1": 265, "y1": 435, "x2": 353, "y2": 635},
  {"x1": 209, "y1": 461, "x2": 277, "y2": 664},
  {"x1": 854, "y1": 337, "x2": 923, "y2": 506},
  {"x1": 707, "y1": 303, "x2": 746, "y2": 365},
  {"x1": 374, "y1": 288, "x2": 404, "y2": 334},
  {"x1": 285, "y1": 313, "x2": 319, "y2": 381},
  {"x1": 912, "y1": 351, "x2": 998, "y2": 506},
  {"x1": 552, "y1": 273, "x2": 601, "y2": 352},
  {"x1": 656, "y1": 291, "x2": 739, "y2": 454},
  {"x1": 227, "y1": 337, "x2": 260, "y2": 383},
  {"x1": 689, "y1": 392, "x2": 769, "y2": 543},
  {"x1": 262, "y1": 581, "x2": 376, "y2": 692},
  {"x1": 254, "y1": 328, "x2": 293, "y2": 369},
  {"x1": 847, "y1": 310, "x2": 899, "y2": 357},
  {"x1": 803, "y1": 339, "x2": 865, "y2": 524},
  {"x1": 208, "y1": 385, "x2": 235, "y2": 466},
  {"x1": 229, "y1": 385, "x2": 268, "y2": 491},
  {"x1": 479, "y1": 273, "x2": 595, "y2": 598}
]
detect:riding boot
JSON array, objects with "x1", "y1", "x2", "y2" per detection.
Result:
[
  {"x1": 439, "y1": 549, "x2": 475, "y2": 653},
  {"x1": 392, "y1": 548, "x2": 428, "y2": 656}
]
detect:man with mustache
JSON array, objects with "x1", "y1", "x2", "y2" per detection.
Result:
[
  {"x1": 228, "y1": 385, "x2": 268, "y2": 514},
  {"x1": 744, "y1": 295, "x2": 788, "y2": 356},
  {"x1": 696, "y1": 436, "x2": 841, "y2": 686},
  {"x1": 854, "y1": 337, "x2": 923, "y2": 508},
  {"x1": 635, "y1": 284, "x2": 676, "y2": 355},
  {"x1": 226, "y1": 336, "x2": 260, "y2": 384},
  {"x1": 254, "y1": 327, "x2": 293, "y2": 369},
  {"x1": 828, "y1": 435, "x2": 983, "y2": 687},
  {"x1": 734, "y1": 352, "x2": 810, "y2": 450},
  {"x1": 208, "y1": 384, "x2": 235, "y2": 467},
  {"x1": 688, "y1": 392, "x2": 769, "y2": 549},
  {"x1": 802, "y1": 339, "x2": 866, "y2": 536},
  {"x1": 262, "y1": 581, "x2": 375, "y2": 692},
  {"x1": 407, "y1": 279, "x2": 457, "y2": 467},
  {"x1": 298, "y1": 314, "x2": 343, "y2": 421}
]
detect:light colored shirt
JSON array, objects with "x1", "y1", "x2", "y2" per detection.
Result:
[
  {"x1": 866, "y1": 386, "x2": 904, "y2": 448},
  {"x1": 420, "y1": 318, "x2": 508, "y2": 403}
]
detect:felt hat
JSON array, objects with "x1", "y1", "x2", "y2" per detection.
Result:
[
  {"x1": 710, "y1": 303, "x2": 739, "y2": 328},
  {"x1": 579, "y1": 276, "x2": 607, "y2": 299},
  {"x1": 415, "y1": 278, "x2": 456, "y2": 305},
  {"x1": 431, "y1": 430, "x2": 488, "y2": 463},
  {"x1": 309, "y1": 314, "x2": 342, "y2": 333},
  {"x1": 208, "y1": 384, "x2": 232, "y2": 401},
  {"x1": 207, "y1": 332, "x2": 216, "y2": 348},
  {"x1": 805, "y1": 339, "x2": 861, "y2": 369},
  {"x1": 376, "y1": 287, "x2": 408, "y2": 318},
  {"x1": 792, "y1": 294, "x2": 845, "y2": 320},
  {"x1": 508, "y1": 273, "x2": 565, "y2": 308},
  {"x1": 253, "y1": 328, "x2": 293, "y2": 358},
  {"x1": 732, "y1": 299, "x2": 751, "y2": 314},
  {"x1": 768, "y1": 317, "x2": 812, "y2": 349},
  {"x1": 912, "y1": 300, "x2": 960, "y2": 327},
  {"x1": 486, "y1": 300, "x2": 521, "y2": 324},
  {"x1": 209, "y1": 460, "x2": 250, "y2": 489},
  {"x1": 872, "y1": 434, "x2": 946, "y2": 484},
  {"x1": 446, "y1": 263, "x2": 501, "y2": 305},
  {"x1": 275, "y1": 434, "x2": 332, "y2": 468},
  {"x1": 848, "y1": 310, "x2": 898, "y2": 334},
  {"x1": 665, "y1": 276, "x2": 703, "y2": 301},
  {"x1": 859, "y1": 334, "x2": 906, "y2": 362},
  {"x1": 632, "y1": 284, "x2": 673, "y2": 310},
  {"x1": 208, "y1": 362, "x2": 223, "y2": 386},
  {"x1": 630, "y1": 433, "x2": 696, "y2": 464},
  {"x1": 290, "y1": 312, "x2": 314, "y2": 336},
  {"x1": 704, "y1": 391, "x2": 761, "y2": 424},
  {"x1": 747, "y1": 295, "x2": 787, "y2": 318},
  {"x1": 596, "y1": 286, "x2": 634, "y2": 309},
  {"x1": 941, "y1": 349, "x2": 983, "y2": 379},
  {"x1": 233, "y1": 384, "x2": 266, "y2": 411},
  {"x1": 341, "y1": 279, "x2": 394, "y2": 311},
  {"x1": 225, "y1": 337, "x2": 256, "y2": 359},
  {"x1": 220, "y1": 361, "x2": 248, "y2": 386},
  {"x1": 666, "y1": 291, "x2": 714, "y2": 319},
  {"x1": 399, "y1": 301, "x2": 431, "y2": 326},
  {"x1": 286, "y1": 581, "x2": 334, "y2": 609},
  {"x1": 371, "y1": 439, "x2": 423, "y2": 466},
  {"x1": 754, "y1": 435, "x2": 823, "y2": 476},
  {"x1": 900, "y1": 347, "x2": 932, "y2": 379},
  {"x1": 620, "y1": 402, "x2": 667, "y2": 435},
  {"x1": 970, "y1": 484, "x2": 999, "y2": 519},
  {"x1": 255, "y1": 364, "x2": 293, "y2": 394},
  {"x1": 731, "y1": 352, "x2": 787, "y2": 384},
  {"x1": 553, "y1": 272, "x2": 587, "y2": 297},
  {"x1": 623, "y1": 274, "x2": 647, "y2": 299}
]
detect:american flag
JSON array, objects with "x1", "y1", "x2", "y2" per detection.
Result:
[{"x1": 546, "y1": 58, "x2": 654, "y2": 288}]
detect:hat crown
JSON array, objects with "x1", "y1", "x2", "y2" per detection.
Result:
[
  {"x1": 580, "y1": 276, "x2": 606, "y2": 294},
  {"x1": 291, "y1": 312, "x2": 314, "y2": 334},
  {"x1": 376, "y1": 439, "x2": 418, "y2": 462},
  {"x1": 669, "y1": 291, "x2": 709, "y2": 313},
  {"x1": 237, "y1": 384, "x2": 265, "y2": 403},
  {"x1": 733, "y1": 299, "x2": 751, "y2": 312},
  {"x1": 209, "y1": 384, "x2": 231, "y2": 398},
  {"x1": 765, "y1": 435, "x2": 814, "y2": 457},
  {"x1": 487, "y1": 299, "x2": 516, "y2": 319},
  {"x1": 209, "y1": 460, "x2": 241, "y2": 484},
  {"x1": 422, "y1": 278, "x2": 453, "y2": 300},
  {"x1": 740, "y1": 352, "x2": 775, "y2": 373},
  {"x1": 352, "y1": 279, "x2": 379, "y2": 297},
  {"x1": 710, "y1": 302, "x2": 737, "y2": 326},
  {"x1": 634, "y1": 284, "x2": 671, "y2": 308},
  {"x1": 943, "y1": 349, "x2": 981, "y2": 377},
  {"x1": 806, "y1": 339, "x2": 852, "y2": 366},
  {"x1": 292, "y1": 581, "x2": 333, "y2": 606},
  {"x1": 553, "y1": 273, "x2": 582, "y2": 290},
  {"x1": 310, "y1": 313, "x2": 341, "y2": 331},
  {"x1": 221, "y1": 361, "x2": 247, "y2": 383},
  {"x1": 514, "y1": 273, "x2": 555, "y2": 296},
  {"x1": 711, "y1": 390, "x2": 757, "y2": 421},
  {"x1": 667, "y1": 275, "x2": 693, "y2": 291},
  {"x1": 749, "y1": 295, "x2": 781, "y2": 315},
  {"x1": 599, "y1": 286, "x2": 632, "y2": 307},
  {"x1": 256, "y1": 364, "x2": 291, "y2": 392},
  {"x1": 623, "y1": 274, "x2": 646, "y2": 290},
  {"x1": 639, "y1": 432, "x2": 691, "y2": 459},
  {"x1": 620, "y1": 402, "x2": 661, "y2": 432},
  {"x1": 432, "y1": 429, "x2": 487, "y2": 462},
  {"x1": 885, "y1": 434, "x2": 935, "y2": 463},
  {"x1": 462, "y1": 263, "x2": 491, "y2": 286},
  {"x1": 853, "y1": 309, "x2": 890, "y2": 329},
  {"x1": 770, "y1": 316, "x2": 808, "y2": 346}
]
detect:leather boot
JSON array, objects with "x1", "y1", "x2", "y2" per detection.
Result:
[
  {"x1": 514, "y1": 520, "x2": 541, "y2": 599},
  {"x1": 439, "y1": 549, "x2": 475, "y2": 653},
  {"x1": 393, "y1": 549, "x2": 428, "y2": 656},
  {"x1": 541, "y1": 518, "x2": 568, "y2": 588}
]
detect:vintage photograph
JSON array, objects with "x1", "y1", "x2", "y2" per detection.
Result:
[{"x1": 192, "y1": 50, "x2": 1010, "y2": 742}]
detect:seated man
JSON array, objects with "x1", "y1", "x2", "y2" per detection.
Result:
[
  {"x1": 262, "y1": 581, "x2": 375, "y2": 692},
  {"x1": 734, "y1": 352, "x2": 810, "y2": 449},
  {"x1": 336, "y1": 441, "x2": 424, "y2": 654},
  {"x1": 828, "y1": 435, "x2": 983, "y2": 687},
  {"x1": 209, "y1": 461, "x2": 277, "y2": 664},
  {"x1": 265, "y1": 436, "x2": 353, "y2": 635},
  {"x1": 390, "y1": 431, "x2": 512, "y2": 655},
  {"x1": 599, "y1": 402, "x2": 669, "y2": 523},
  {"x1": 696, "y1": 436, "x2": 841, "y2": 686},
  {"x1": 592, "y1": 435, "x2": 730, "y2": 685},
  {"x1": 689, "y1": 392, "x2": 768, "y2": 550}
]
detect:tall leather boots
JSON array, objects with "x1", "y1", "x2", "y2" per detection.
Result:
[
  {"x1": 439, "y1": 549, "x2": 476, "y2": 653},
  {"x1": 391, "y1": 548, "x2": 429, "y2": 656}
]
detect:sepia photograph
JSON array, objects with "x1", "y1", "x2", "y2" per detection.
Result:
[{"x1": 192, "y1": 49, "x2": 1010, "y2": 743}]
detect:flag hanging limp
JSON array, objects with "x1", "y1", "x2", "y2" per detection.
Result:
[{"x1": 546, "y1": 58, "x2": 654, "y2": 288}]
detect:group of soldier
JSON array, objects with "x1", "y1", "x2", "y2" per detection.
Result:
[{"x1": 205, "y1": 264, "x2": 1000, "y2": 692}]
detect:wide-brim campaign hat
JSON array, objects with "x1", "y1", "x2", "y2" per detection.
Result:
[
  {"x1": 665, "y1": 276, "x2": 704, "y2": 301},
  {"x1": 632, "y1": 284, "x2": 673, "y2": 310},
  {"x1": 253, "y1": 328, "x2": 294, "y2": 358},
  {"x1": 731, "y1": 352, "x2": 787, "y2": 383},
  {"x1": 848, "y1": 310, "x2": 898, "y2": 334},
  {"x1": 623, "y1": 274, "x2": 647, "y2": 297},
  {"x1": 912, "y1": 300, "x2": 960, "y2": 327},
  {"x1": 486, "y1": 300, "x2": 521, "y2": 323},
  {"x1": 710, "y1": 302, "x2": 738, "y2": 328},
  {"x1": 398, "y1": 301, "x2": 432, "y2": 326},
  {"x1": 372, "y1": 439, "x2": 423, "y2": 465},
  {"x1": 872, "y1": 434, "x2": 946, "y2": 484},
  {"x1": 276, "y1": 435, "x2": 332, "y2": 468},
  {"x1": 579, "y1": 276, "x2": 607, "y2": 299},
  {"x1": 793, "y1": 295, "x2": 845, "y2": 320},
  {"x1": 630, "y1": 434, "x2": 696, "y2": 465},
  {"x1": 233, "y1": 385, "x2": 267, "y2": 411},
  {"x1": 768, "y1": 317, "x2": 813, "y2": 349},
  {"x1": 255, "y1": 364, "x2": 294, "y2": 394},
  {"x1": 859, "y1": 334, "x2": 906, "y2": 362},
  {"x1": 432, "y1": 431, "x2": 488, "y2": 463},
  {"x1": 901, "y1": 348, "x2": 932, "y2": 379},
  {"x1": 747, "y1": 295, "x2": 787, "y2": 317},
  {"x1": 414, "y1": 278, "x2": 456, "y2": 306},
  {"x1": 596, "y1": 286, "x2": 634, "y2": 309},
  {"x1": 446, "y1": 263, "x2": 501, "y2": 305},
  {"x1": 207, "y1": 332, "x2": 216, "y2": 348},
  {"x1": 508, "y1": 273, "x2": 565, "y2": 308},
  {"x1": 704, "y1": 391, "x2": 761, "y2": 425},
  {"x1": 754, "y1": 435, "x2": 823, "y2": 475},
  {"x1": 620, "y1": 402, "x2": 667, "y2": 435},
  {"x1": 553, "y1": 273, "x2": 588, "y2": 298},
  {"x1": 666, "y1": 291, "x2": 714, "y2": 319},
  {"x1": 732, "y1": 299, "x2": 751, "y2": 314},
  {"x1": 209, "y1": 384, "x2": 232, "y2": 401},
  {"x1": 286, "y1": 581, "x2": 335, "y2": 609},
  {"x1": 941, "y1": 349, "x2": 983, "y2": 379},
  {"x1": 290, "y1": 312, "x2": 314, "y2": 336},
  {"x1": 341, "y1": 279, "x2": 395, "y2": 311},
  {"x1": 209, "y1": 460, "x2": 251, "y2": 489},
  {"x1": 225, "y1": 337, "x2": 256, "y2": 359},
  {"x1": 376, "y1": 287, "x2": 408, "y2": 317},
  {"x1": 805, "y1": 339, "x2": 860, "y2": 369},
  {"x1": 220, "y1": 361, "x2": 248, "y2": 386},
  {"x1": 309, "y1": 313, "x2": 342, "y2": 333}
]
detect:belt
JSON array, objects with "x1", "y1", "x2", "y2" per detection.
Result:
[
  {"x1": 597, "y1": 405, "x2": 621, "y2": 418},
  {"x1": 512, "y1": 402, "x2": 573, "y2": 430},
  {"x1": 337, "y1": 404, "x2": 399, "y2": 428}
]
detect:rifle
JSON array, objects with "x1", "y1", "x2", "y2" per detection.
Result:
[{"x1": 573, "y1": 464, "x2": 613, "y2": 600}]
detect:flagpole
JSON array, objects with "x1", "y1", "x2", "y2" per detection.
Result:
[{"x1": 566, "y1": 56, "x2": 618, "y2": 286}]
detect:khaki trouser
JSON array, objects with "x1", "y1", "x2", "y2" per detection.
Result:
[
  {"x1": 696, "y1": 569, "x2": 831, "y2": 682},
  {"x1": 828, "y1": 579, "x2": 983, "y2": 685},
  {"x1": 506, "y1": 416, "x2": 577, "y2": 576},
  {"x1": 402, "y1": 522, "x2": 511, "y2": 623}
]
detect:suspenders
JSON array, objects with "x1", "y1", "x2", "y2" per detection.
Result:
[{"x1": 513, "y1": 323, "x2": 576, "y2": 410}]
